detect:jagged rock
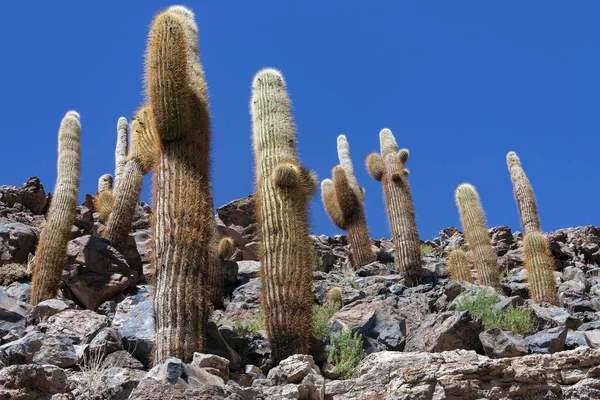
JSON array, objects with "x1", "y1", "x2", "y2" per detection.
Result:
[
  {"x1": 0, "y1": 331, "x2": 77, "y2": 367},
  {"x1": 0, "y1": 288, "x2": 29, "y2": 337},
  {"x1": 236, "y1": 260, "x2": 259, "y2": 284},
  {"x1": 102, "y1": 350, "x2": 144, "y2": 370},
  {"x1": 355, "y1": 262, "x2": 395, "y2": 277},
  {"x1": 479, "y1": 328, "x2": 527, "y2": 358},
  {"x1": 64, "y1": 235, "x2": 135, "y2": 310},
  {"x1": 28, "y1": 299, "x2": 73, "y2": 324},
  {"x1": 74, "y1": 205, "x2": 93, "y2": 231},
  {"x1": 206, "y1": 321, "x2": 243, "y2": 371},
  {"x1": 565, "y1": 331, "x2": 589, "y2": 350},
  {"x1": 0, "y1": 222, "x2": 39, "y2": 265},
  {"x1": 42, "y1": 309, "x2": 108, "y2": 344},
  {"x1": 88, "y1": 327, "x2": 123, "y2": 357},
  {"x1": 0, "y1": 177, "x2": 48, "y2": 215},
  {"x1": 226, "y1": 278, "x2": 261, "y2": 312},
  {"x1": 192, "y1": 353, "x2": 230, "y2": 381},
  {"x1": 532, "y1": 303, "x2": 580, "y2": 330},
  {"x1": 74, "y1": 366, "x2": 146, "y2": 400},
  {"x1": 267, "y1": 354, "x2": 320, "y2": 385},
  {"x1": 490, "y1": 226, "x2": 515, "y2": 256},
  {"x1": 584, "y1": 330, "x2": 600, "y2": 349},
  {"x1": 4, "y1": 281, "x2": 31, "y2": 302},
  {"x1": 405, "y1": 311, "x2": 483, "y2": 353},
  {"x1": 112, "y1": 285, "x2": 154, "y2": 367},
  {"x1": 0, "y1": 364, "x2": 71, "y2": 399},
  {"x1": 525, "y1": 326, "x2": 568, "y2": 354}
]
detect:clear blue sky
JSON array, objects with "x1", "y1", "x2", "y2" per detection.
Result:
[{"x1": 1, "y1": 1, "x2": 598, "y2": 240}]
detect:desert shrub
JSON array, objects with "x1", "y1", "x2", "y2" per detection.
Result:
[
  {"x1": 313, "y1": 304, "x2": 340, "y2": 341},
  {"x1": 0, "y1": 263, "x2": 31, "y2": 285},
  {"x1": 420, "y1": 243, "x2": 434, "y2": 255},
  {"x1": 328, "y1": 329, "x2": 365, "y2": 379},
  {"x1": 234, "y1": 312, "x2": 263, "y2": 337}
]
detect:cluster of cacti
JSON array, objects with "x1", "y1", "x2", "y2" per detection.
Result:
[
  {"x1": 146, "y1": 5, "x2": 215, "y2": 364},
  {"x1": 321, "y1": 135, "x2": 376, "y2": 268},
  {"x1": 251, "y1": 68, "x2": 316, "y2": 363},
  {"x1": 104, "y1": 106, "x2": 155, "y2": 253},
  {"x1": 31, "y1": 111, "x2": 81, "y2": 305},
  {"x1": 366, "y1": 129, "x2": 421, "y2": 286},
  {"x1": 94, "y1": 174, "x2": 114, "y2": 223},
  {"x1": 455, "y1": 184, "x2": 500, "y2": 290},
  {"x1": 447, "y1": 248, "x2": 473, "y2": 283}
]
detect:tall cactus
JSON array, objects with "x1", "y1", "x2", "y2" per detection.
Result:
[
  {"x1": 31, "y1": 111, "x2": 81, "y2": 305},
  {"x1": 366, "y1": 128, "x2": 421, "y2": 286},
  {"x1": 104, "y1": 106, "x2": 155, "y2": 253},
  {"x1": 455, "y1": 184, "x2": 500, "y2": 290},
  {"x1": 146, "y1": 6, "x2": 214, "y2": 364},
  {"x1": 447, "y1": 248, "x2": 473, "y2": 283},
  {"x1": 506, "y1": 151, "x2": 540, "y2": 234},
  {"x1": 115, "y1": 117, "x2": 129, "y2": 185},
  {"x1": 522, "y1": 231, "x2": 558, "y2": 305},
  {"x1": 94, "y1": 174, "x2": 114, "y2": 223},
  {"x1": 251, "y1": 68, "x2": 316, "y2": 362},
  {"x1": 321, "y1": 135, "x2": 375, "y2": 268}
]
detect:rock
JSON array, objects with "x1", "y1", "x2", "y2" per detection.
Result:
[
  {"x1": 532, "y1": 304, "x2": 579, "y2": 330},
  {"x1": 75, "y1": 367, "x2": 146, "y2": 400},
  {"x1": 112, "y1": 285, "x2": 154, "y2": 366},
  {"x1": 584, "y1": 330, "x2": 600, "y2": 349},
  {"x1": 0, "y1": 364, "x2": 70, "y2": 399},
  {"x1": 565, "y1": 331, "x2": 589, "y2": 350},
  {"x1": 479, "y1": 328, "x2": 527, "y2": 358},
  {"x1": 0, "y1": 331, "x2": 77, "y2": 367},
  {"x1": 0, "y1": 222, "x2": 39, "y2": 265},
  {"x1": 206, "y1": 321, "x2": 243, "y2": 371},
  {"x1": 405, "y1": 311, "x2": 483, "y2": 353},
  {"x1": 43, "y1": 309, "x2": 108, "y2": 344},
  {"x1": 267, "y1": 354, "x2": 319, "y2": 385},
  {"x1": 223, "y1": 261, "x2": 238, "y2": 287},
  {"x1": 0, "y1": 177, "x2": 48, "y2": 215},
  {"x1": 355, "y1": 262, "x2": 395, "y2": 277},
  {"x1": 28, "y1": 299, "x2": 73, "y2": 324},
  {"x1": 4, "y1": 281, "x2": 31, "y2": 302},
  {"x1": 89, "y1": 327, "x2": 123, "y2": 357},
  {"x1": 226, "y1": 278, "x2": 261, "y2": 312},
  {"x1": 490, "y1": 226, "x2": 515, "y2": 256},
  {"x1": 0, "y1": 288, "x2": 29, "y2": 336},
  {"x1": 102, "y1": 350, "x2": 144, "y2": 370},
  {"x1": 74, "y1": 205, "x2": 94, "y2": 231},
  {"x1": 192, "y1": 353, "x2": 230, "y2": 381},
  {"x1": 236, "y1": 260, "x2": 260, "y2": 284},
  {"x1": 579, "y1": 321, "x2": 600, "y2": 331},
  {"x1": 525, "y1": 326, "x2": 568, "y2": 354},
  {"x1": 324, "y1": 348, "x2": 600, "y2": 400},
  {"x1": 64, "y1": 235, "x2": 135, "y2": 310},
  {"x1": 242, "y1": 242, "x2": 259, "y2": 261}
]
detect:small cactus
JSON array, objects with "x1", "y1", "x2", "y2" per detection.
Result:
[
  {"x1": 366, "y1": 128, "x2": 421, "y2": 286},
  {"x1": 251, "y1": 68, "x2": 316, "y2": 363},
  {"x1": 209, "y1": 235, "x2": 235, "y2": 308},
  {"x1": 523, "y1": 231, "x2": 558, "y2": 305},
  {"x1": 327, "y1": 287, "x2": 343, "y2": 308},
  {"x1": 217, "y1": 237, "x2": 235, "y2": 261},
  {"x1": 94, "y1": 174, "x2": 114, "y2": 223},
  {"x1": 104, "y1": 106, "x2": 155, "y2": 253},
  {"x1": 146, "y1": 6, "x2": 215, "y2": 364},
  {"x1": 115, "y1": 117, "x2": 129, "y2": 185},
  {"x1": 447, "y1": 248, "x2": 473, "y2": 283},
  {"x1": 455, "y1": 184, "x2": 500, "y2": 290},
  {"x1": 321, "y1": 135, "x2": 375, "y2": 268},
  {"x1": 31, "y1": 111, "x2": 81, "y2": 305},
  {"x1": 506, "y1": 151, "x2": 541, "y2": 234}
]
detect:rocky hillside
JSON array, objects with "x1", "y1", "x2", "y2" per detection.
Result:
[{"x1": 2, "y1": 177, "x2": 600, "y2": 399}]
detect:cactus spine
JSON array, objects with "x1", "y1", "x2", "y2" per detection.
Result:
[
  {"x1": 522, "y1": 231, "x2": 558, "y2": 305},
  {"x1": 251, "y1": 68, "x2": 316, "y2": 362},
  {"x1": 447, "y1": 248, "x2": 473, "y2": 283},
  {"x1": 31, "y1": 111, "x2": 81, "y2": 305},
  {"x1": 321, "y1": 135, "x2": 375, "y2": 268},
  {"x1": 506, "y1": 151, "x2": 540, "y2": 234},
  {"x1": 104, "y1": 107, "x2": 155, "y2": 253},
  {"x1": 146, "y1": 6, "x2": 214, "y2": 364},
  {"x1": 209, "y1": 236, "x2": 234, "y2": 308},
  {"x1": 455, "y1": 184, "x2": 500, "y2": 290},
  {"x1": 94, "y1": 174, "x2": 114, "y2": 223},
  {"x1": 115, "y1": 117, "x2": 129, "y2": 185},
  {"x1": 366, "y1": 129, "x2": 421, "y2": 286}
]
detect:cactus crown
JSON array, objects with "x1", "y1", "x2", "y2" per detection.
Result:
[
  {"x1": 97, "y1": 174, "x2": 113, "y2": 192},
  {"x1": 217, "y1": 237, "x2": 235, "y2": 261},
  {"x1": 129, "y1": 106, "x2": 157, "y2": 174}
]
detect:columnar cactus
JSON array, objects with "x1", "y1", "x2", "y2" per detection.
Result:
[
  {"x1": 146, "y1": 6, "x2": 215, "y2": 364},
  {"x1": 523, "y1": 231, "x2": 558, "y2": 305},
  {"x1": 251, "y1": 68, "x2": 316, "y2": 362},
  {"x1": 506, "y1": 151, "x2": 540, "y2": 234},
  {"x1": 447, "y1": 248, "x2": 473, "y2": 283},
  {"x1": 455, "y1": 184, "x2": 500, "y2": 290},
  {"x1": 366, "y1": 129, "x2": 421, "y2": 286},
  {"x1": 321, "y1": 135, "x2": 375, "y2": 268},
  {"x1": 94, "y1": 174, "x2": 114, "y2": 223},
  {"x1": 115, "y1": 117, "x2": 129, "y2": 185},
  {"x1": 104, "y1": 107, "x2": 155, "y2": 253},
  {"x1": 31, "y1": 111, "x2": 81, "y2": 305},
  {"x1": 209, "y1": 236, "x2": 234, "y2": 308}
]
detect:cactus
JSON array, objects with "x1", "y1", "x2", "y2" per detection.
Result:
[
  {"x1": 208, "y1": 236, "x2": 235, "y2": 308},
  {"x1": 523, "y1": 231, "x2": 558, "y2": 305},
  {"x1": 447, "y1": 248, "x2": 473, "y2": 283},
  {"x1": 115, "y1": 117, "x2": 129, "y2": 185},
  {"x1": 251, "y1": 68, "x2": 316, "y2": 362},
  {"x1": 506, "y1": 151, "x2": 541, "y2": 234},
  {"x1": 217, "y1": 237, "x2": 235, "y2": 261},
  {"x1": 327, "y1": 287, "x2": 343, "y2": 308},
  {"x1": 94, "y1": 174, "x2": 114, "y2": 223},
  {"x1": 366, "y1": 129, "x2": 421, "y2": 286},
  {"x1": 455, "y1": 184, "x2": 500, "y2": 290},
  {"x1": 146, "y1": 6, "x2": 215, "y2": 364},
  {"x1": 31, "y1": 111, "x2": 81, "y2": 305},
  {"x1": 321, "y1": 135, "x2": 375, "y2": 268},
  {"x1": 104, "y1": 106, "x2": 155, "y2": 253}
]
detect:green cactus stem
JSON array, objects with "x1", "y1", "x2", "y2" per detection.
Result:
[
  {"x1": 523, "y1": 231, "x2": 558, "y2": 305},
  {"x1": 94, "y1": 174, "x2": 114, "y2": 223},
  {"x1": 506, "y1": 151, "x2": 541, "y2": 234},
  {"x1": 448, "y1": 248, "x2": 473, "y2": 283}
]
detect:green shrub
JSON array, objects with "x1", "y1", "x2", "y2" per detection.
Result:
[
  {"x1": 420, "y1": 243, "x2": 434, "y2": 255},
  {"x1": 313, "y1": 304, "x2": 340, "y2": 341},
  {"x1": 344, "y1": 276, "x2": 359, "y2": 290},
  {"x1": 328, "y1": 330, "x2": 365, "y2": 379},
  {"x1": 234, "y1": 313, "x2": 263, "y2": 337},
  {"x1": 456, "y1": 290, "x2": 535, "y2": 336}
]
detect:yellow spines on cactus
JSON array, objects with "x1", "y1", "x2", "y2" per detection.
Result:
[
  {"x1": 506, "y1": 151, "x2": 541, "y2": 234},
  {"x1": 523, "y1": 231, "x2": 558, "y2": 305},
  {"x1": 209, "y1": 235, "x2": 235, "y2": 308},
  {"x1": 447, "y1": 248, "x2": 473, "y2": 283},
  {"x1": 251, "y1": 68, "x2": 315, "y2": 363},
  {"x1": 365, "y1": 128, "x2": 421, "y2": 286},
  {"x1": 31, "y1": 111, "x2": 81, "y2": 305},
  {"x1": 327, "y1": 287, "x2": 343, "y2": 308},
  {"x1": 94, "y1": 174, "x2": 114, "y2": 223},
  {"x1": 217, "y1": 237, "x2": 235, "y2": 261},
  {"x1": 104, "y1": 106, "x2": 155, "y2": 253},
  {"x1": 455, "y1": 184, "x2": 500, "y2": 290},
  {"x1": 115, "y1": 117, "x2": 129, "y2": 185},
  {"x1": 321, "y1": 135, "x2": 375, "y2": 268},
  {"x1": 146, "y1": 6, "x2": 215, "y2": 364}
]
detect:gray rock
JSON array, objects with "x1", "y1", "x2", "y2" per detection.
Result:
[
  {"x1": 0, "y1": 288, "x2": 29, "y2": 336},
  {"x1": 102, "y1": 350, "x2": 145, "y2": 370},
  {"x1": 0, "y1": 222, "x2": 39, "y2": 265},
  {"x1": 532, "y1": 304, "x2": 578, "y2": 330},
  {"x1": 0, "y1": 177, "x2": 48, "y2": 215},
  {"x1": 479, "y1": 328, "x2": 527, "y2": 358},
  {"x1": 206, "y1": 321, "x2": 243, "y2": 371},
  {"x1": 0, "y1": 331, "x2": 77, "y2": 367},
  {"x1": 578, "y1": 321, "x2": 600, "y2": 331},
  {"x1": 525, "y1": 326, "x2": 567, "y2": 354},
  {"x1": 236, "y1": 260, "x2": 259, "y2": 284},
  {"x1": 565, "y1": 331, "x2": 589, "y2": 350},
  {"x1": 405, "y1": 311, "x2": 483, "y2": 353},
  {"x1": 43, "y1": 309, "x2": 108, "y2": 344},
  {"x1": 355, "y1": 262, "x2": 395, "y2": 277},
  {"x1": 92, "y1": 367, "x2": 146, "y2": 400},
  {"x1": 74, "y1": 205, "x2": 94, "y2": 231},
  {"x1": 267, "y1": 354, "x2": 319, "y2": 385},
  {"x1": 226, "y1": 278, "x2": 261, "y2": 312},
  {"x1": 4, "y1": 281, "x2": 31, "y2": 302},
  {"x1": 0, "y1": 363, "x2": 70, "y2": 399},
  {"x1": 584, "y1": 330, "x2": 600, "y2": 349},
  {"x1": 192, "y1": 352, "x2": 230, "y2": 381},
  {"x1": 89, "y1": 327, "x2": 123, "y2": 357},
  {"x1": 29, "y1": 298, "x2": 73, "y2": 324}
]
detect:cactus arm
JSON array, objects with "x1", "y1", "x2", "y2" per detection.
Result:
[
  {"x1": 321, "y1": 179, "x2": 348, "y2": 229},
  {"x1": 366, "y1": 153, "x2": 385, "y2": 181},
  {"x1": 523, "y1": 231, "x2": 558, "y2": 305}
]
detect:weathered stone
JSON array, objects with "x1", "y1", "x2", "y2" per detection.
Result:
[
  {"x1": 29, "y1": 299, "x2": 73, "y2": 324},
  {"x1": 89, "y1": 327, "x2": 123, "y2": 357},
  {"x1": 355, "y1": 262, "x2": 395, "y2": 277},
  {"x1": 4, "y1": 281, "x2": 31, "y2": 302},
  {"x1": 0, "y1": 288, "x2": 29, "y2": 336},
  {"x1": 0, "y1": 222, "x2": 39, "y2": 265},
  {"x1": 192, "y1": 353, "x2": 230, "y2": 381},
  {"x1": 0, "y1": 331, "x2": 77, "y2": 367},
  {"x1": 525, "y1": 326, "x2": 568, "y2": 354},
  {"x1": 0, "y1": 364, "x2": 70, "y2": 399},
  {"x1": 267, "y1": 354, "x2": 319, "y2": 385},
  {"x1": 206, "y1": 321, "x2": 243, "y2": 371},
  {"x1": 43, "y1": 309, "x2": 108, "y2": 344},
  {"x1": 565, "y1": 331, "x2": 589, "y2": 350},
  {"x1": 102, "y1": 350, "x2": 144, "y2": 370},
  {"x1": 405, "y1": 311, "x2": 483, "y2": 352},
  {"x1": 0, "y1": 177, "x2": 48, "y2": 214},
  {"x1": 479, "y1": 328, "x2": 527, "y2": 358}
]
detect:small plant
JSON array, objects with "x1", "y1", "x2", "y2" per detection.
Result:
[
  {"x1": 345, "y1": 276, "x2": 359, "y2": 290},
  {"x1": 487, "y1": 306, "x2": 536, "y2": 336},
  {"x1": 313, "y1": 304, "x2": 340, "y2": 341},
  {"x1": 0, "y1": 263, "x2": 31, "y2": 285},
  {"x1": 311, "y1": 246, "x2": 327, "y2": 272},
  {"x1": 420, "y1": 243, "x2": 434, "y2": 255},
  {"x1": 327, "y1": 287, "x2": 343, "y2": 308},
  {"x1": 328, "y1": 329, "x2": 365, "y2": 379},
  {"x1": 500, "y1": 270, "x2": 514, "y2": 282},
  {"x1": 234, "y1": 313, "x2": 263, "y2": 338}
]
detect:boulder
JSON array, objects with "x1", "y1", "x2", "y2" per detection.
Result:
[
  {"x1": 479, "y1": 328, "x2": 527, "y2": 358},
  {"x1": 4, "y1": 281, "x2": 31, "y2": 303},
  {"x1": 192, "y1": 353, "x2": 230, "y2": 381},
  {"x1": 0, "y1": 331, "x2": 77, "y2": 367},
  {"x1": 0, "y1": 222, "x2": 39, "y2": 265},
  {"x1": 28, "y1": 298, "x2": 73, "y2": 324},
  {"x1": 0, "y1": 364, "x2": 71, "y2": 399},
  {"x1": 525, "y1": 326, "x2": 568, "y2": 354},
  {"x1": 43, "y1": 309, "x2": 108, "y2": 344},
  {"x1": 102, "y1": 350, "x2": 144, "y2": 370},
  {"x1": 0, "y1": 177, "x2": 48, "y2": 215},
  {"x1": 88, "y1": 327, "x2": 123, "y2": 357},
  {"x1": 0, "y1": 288, "x2": 29, "y2": 336}
]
